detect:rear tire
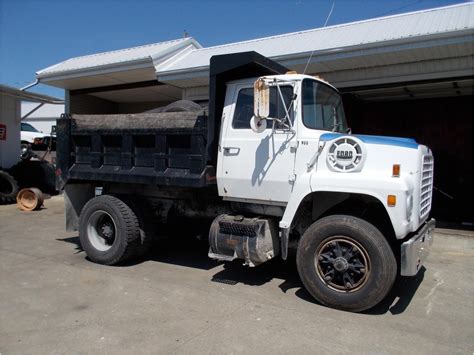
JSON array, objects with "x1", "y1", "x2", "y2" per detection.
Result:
[
  {"x1": 120, "y1": 197, "x2": 153, "y2": 257},
  {"x1": 296, "y1": 215, "x2": 397, "y2": 312},
  {"x1": 0, "y1": 171, "x2": 19, "y2": 205},
  {"x1": 79, "y1": 195, "x2": 143, "y2": 265}
]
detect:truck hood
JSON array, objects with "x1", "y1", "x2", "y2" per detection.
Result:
[{"x1": 317, "y1": 132, "x2": 427, "y2": 176}]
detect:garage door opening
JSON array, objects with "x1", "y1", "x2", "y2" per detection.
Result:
[{"x1": 342, "y1": 78, "x2": 473, "y2": 229}]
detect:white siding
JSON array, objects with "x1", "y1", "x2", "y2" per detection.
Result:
[{"x1": 0, "y1": 95, "x2": 20, "y2": 169}]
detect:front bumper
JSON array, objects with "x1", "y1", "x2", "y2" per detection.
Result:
[{"x1": 400, "y1": 218, "x2": 435, "y2": 276}]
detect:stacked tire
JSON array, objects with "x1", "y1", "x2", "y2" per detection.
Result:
[{"x1": 0, "y1": 171, "x2": 19, "y2": 205}]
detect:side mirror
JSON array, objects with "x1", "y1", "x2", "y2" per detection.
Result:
[
  {"x1": 250, "y1": 116, "x2": 267, "y2": 133},
  {"x1": 254, "y1": 78, "x2": 269, "y2": 119}
]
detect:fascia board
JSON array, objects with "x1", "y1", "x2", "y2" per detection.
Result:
[{"x1": 37, "y1": 58, "x2": 153, "y2": 82}]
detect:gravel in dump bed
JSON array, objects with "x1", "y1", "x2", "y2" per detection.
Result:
[{"x1": 70, "y1": 111, "x2": 207, "y2": 131}]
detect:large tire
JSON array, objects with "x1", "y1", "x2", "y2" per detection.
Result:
[
  {"x1": 120, "y1": 197, "x2": 153, "y2": 257},
  {"x1": 9, "y1": 160, "x2": 56, "y2": 194},
  {"x1": 296, "y1": 215, "x2": 397, "y2": 312},
  {"x1": 79, "y1": 195, "x2": 144, "y2": 265},
  {"x1": 0, "y1": 171, "x2": 19, "y2": 205}
]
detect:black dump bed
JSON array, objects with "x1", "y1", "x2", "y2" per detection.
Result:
[
  {"x1": 56, "y1": 110, "x2": 212, "y2": 188},
  {"x1": 56, "y1": 51, "x2": 288, "y2": 189}
]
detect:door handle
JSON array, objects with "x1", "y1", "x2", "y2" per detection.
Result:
[{"x1": 223, "y1": 147, "x2": 240, "y2": 155}]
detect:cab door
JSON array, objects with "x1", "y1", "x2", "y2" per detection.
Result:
[{"x1": 217, "y1": 83, "x2": 296, "y2": 204}]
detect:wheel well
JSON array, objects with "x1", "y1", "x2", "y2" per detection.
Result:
[{"x1": 291, "y1": 191, "x2": 397, "y2": 251}]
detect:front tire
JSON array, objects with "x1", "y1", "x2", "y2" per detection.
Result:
[
  {"x1": 79, "y1": 195, "x2": 143, "y2": 265},
  {"x1": 296, "y1": 215, "x2": 397, "y2": 312}
]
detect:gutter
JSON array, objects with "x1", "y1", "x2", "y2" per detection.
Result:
[{"x1": 21, "y1": 79, "x2": 40, "y2": 91}]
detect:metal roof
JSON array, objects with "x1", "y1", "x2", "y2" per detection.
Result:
[
  {"x1": 37, "y1": 37, "x2": 202, "y2": 79},
  {"x1": 35, "y1": 2, "x2": 474, "y2": 93},
  {"x1": 157, "y1": 2, "x2": 474, "y2": 77}
]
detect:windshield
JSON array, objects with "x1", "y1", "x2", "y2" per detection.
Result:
[
  {"x1": 302, "y1": 79, "x2": 347, "y2": 133},
  {"x1": 21, "y1": 123, "x2": 40, "y2": 132}
]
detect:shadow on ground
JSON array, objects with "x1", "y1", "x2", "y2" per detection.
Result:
[{"x1": 56, "y1": 234, "x2": 424, "y2": 315}]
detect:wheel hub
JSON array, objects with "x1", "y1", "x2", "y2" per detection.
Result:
[
  {"x1": 333, "y1": 257, "x2": 349, "y2": 272},
  {"x1": 100, "y1": 223, "x2": 114, "y2": 239},
  {"x1": 315, "y1": 237, "x2": 370, "y2": 293},
  {"x1": 86, "y1": 210, "x2": 116, "y2": 251}
]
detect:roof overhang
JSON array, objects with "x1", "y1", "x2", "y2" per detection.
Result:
[
  {"x1": 157, "y1": 29, "x2": 474, "y2": 89},
  {"x1": 0, "y1": 84, "x2": 64, "y2": 104},
  {"x1": 36, "y1": 38, "x2": 202, "y2": 91}
]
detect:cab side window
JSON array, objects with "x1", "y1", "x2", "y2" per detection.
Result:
[
  {"x1": 232, "y1": 88, "x2": 254, "y2": 129},
  {"x1": 232, "y1": 86, "x2": 293, "y2": 129}
]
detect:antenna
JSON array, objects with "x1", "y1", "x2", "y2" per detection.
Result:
[
  {"x1": 303, "y1": 0, "x2": 336, "y2": 74},
  {"x1": 323, "y1": 0, "x2": 336, "y2": 27}
]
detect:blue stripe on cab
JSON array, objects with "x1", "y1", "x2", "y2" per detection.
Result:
[{"x1": 319, "y1": 133, "x2": 419, "y2": 150}]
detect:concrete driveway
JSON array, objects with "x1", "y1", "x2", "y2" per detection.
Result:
[{"x1": 1, "y1": 196, "x2": 473, "y2": 354}]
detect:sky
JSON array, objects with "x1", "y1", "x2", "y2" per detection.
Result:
[{"x1": 0, "y1": 0, "x2": 468, "y2": 98}]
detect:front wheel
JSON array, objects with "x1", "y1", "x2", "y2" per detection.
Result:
[{"x1": 296, "y1": 215, "x2": 396, "y2": 312}]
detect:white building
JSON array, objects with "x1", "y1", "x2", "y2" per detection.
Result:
[{"x1": 0, "y1": 85, "x2": 63, "y2": 170}]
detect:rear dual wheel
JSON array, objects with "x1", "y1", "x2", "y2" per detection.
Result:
[
  {"x1": 297, "y1": 215, "x2": 397, "y2": 312},
  {"x1": 79, "y1": 195, "x2": 151, "y2": 265}
]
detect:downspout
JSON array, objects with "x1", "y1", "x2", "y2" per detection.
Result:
[{"x1": 20, "y1": 79, "x2": 40, "y2": 91}]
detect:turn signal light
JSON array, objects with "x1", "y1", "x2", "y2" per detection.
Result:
[
  {"x1": 392, "y1": 164, "x2": 400, "y2": 177},
  {"x1": 387, "y1": 195, "x2": 397, "y2": 207}
]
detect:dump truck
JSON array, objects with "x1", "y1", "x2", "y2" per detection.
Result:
[{"x1": 57, "y1": 52, "x2": 435, "y2": 312}]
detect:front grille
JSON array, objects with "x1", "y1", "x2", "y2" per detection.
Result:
[{"x1": 420, "y1": 155, "x2": 434, "y2": 218}]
